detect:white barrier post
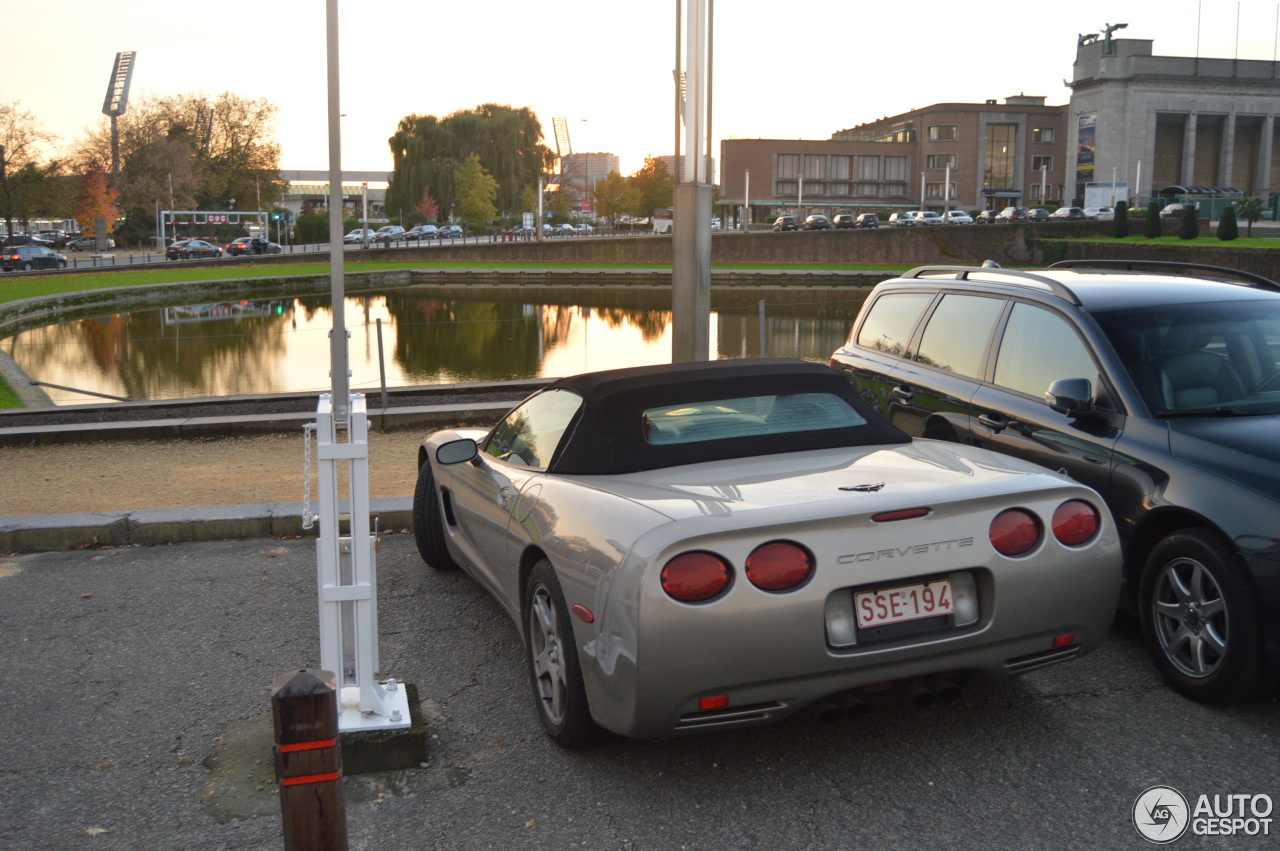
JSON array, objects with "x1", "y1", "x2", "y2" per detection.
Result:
[{"x1": 313, "y1": 392, "x2": 409, "y2": 732}]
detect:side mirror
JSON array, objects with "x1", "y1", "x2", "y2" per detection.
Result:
[
  {"x1": 436, "y1": 438, "x2": 479, "y2": 465},
  {"x1": 1044, "y1": 378, "x2": 1094, "y2": 415}
]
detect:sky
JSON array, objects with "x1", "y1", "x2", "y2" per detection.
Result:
[{"x1": 6, "y1": 0, "x2": 1280, "y2": 178}]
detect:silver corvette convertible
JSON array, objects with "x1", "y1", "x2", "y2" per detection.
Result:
[{"x1": 413, "y1": 359, "x2": 1121, "y2": 746}]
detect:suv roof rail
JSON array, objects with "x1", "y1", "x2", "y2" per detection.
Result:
[
  {"x1": 1049, "y1": 259, "x2": 1280, "y2": 292},
  {"x1": 901, "y1": 265, "x2": 1083, "y2": 305}
]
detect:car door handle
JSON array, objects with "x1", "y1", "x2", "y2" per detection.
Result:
[
  {"x1": 891, "y1": 385, "x2": 914, "y2": 403},
  {"x1": 497, "y1": 486, "x2": 516, "y2": 508},
  {"x1": 977, "y1": 413, "x2": 1007, "y2": 433}
]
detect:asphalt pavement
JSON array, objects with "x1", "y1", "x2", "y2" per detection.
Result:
[{"x1": 2, "y1": 532, "x2": 1277, "y2": 850}]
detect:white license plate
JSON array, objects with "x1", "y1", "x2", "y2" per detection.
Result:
[{"x1": 855, "y1": 578, "x2": 955, "y2": 629}]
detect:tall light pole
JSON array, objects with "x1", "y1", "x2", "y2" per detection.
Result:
[
  {"x1": 101, "y1": 51, "x2": 136, "y2": 182},
  {"x1": 743, "y1": 169, "x2": 750, "y2": 231},
  {"x1": 671, "y1": 0, "x2": 713, "y2": 363}
]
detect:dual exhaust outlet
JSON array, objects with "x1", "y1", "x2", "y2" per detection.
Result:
[{"x1": 814, "y1": 674, "x2": 965, "y2": 722}]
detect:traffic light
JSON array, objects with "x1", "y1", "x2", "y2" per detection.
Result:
[{"x1": 270, "y1": 212, "x2": 283, "y2": 221}]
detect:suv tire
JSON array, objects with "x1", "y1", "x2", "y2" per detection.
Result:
[{"x1": 1139, "y1": 528, "x2": 1271, "y2": 703}]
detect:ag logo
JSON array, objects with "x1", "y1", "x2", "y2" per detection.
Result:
[{"x1": 1134, "y1": 785, "x2": 1190, "y2": 843}]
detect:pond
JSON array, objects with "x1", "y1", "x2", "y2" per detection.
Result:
[{"x1": 1, "y1": 285, "x2": 869, "y2": 405}]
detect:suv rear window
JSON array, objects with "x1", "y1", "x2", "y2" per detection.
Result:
[{"x1": 855, "y1": 293, "x2": 933, "y2": 356}]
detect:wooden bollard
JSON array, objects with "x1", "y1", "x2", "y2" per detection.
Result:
[{"x1": 271, "y1": 669, "x2": 347, "y2": 851}]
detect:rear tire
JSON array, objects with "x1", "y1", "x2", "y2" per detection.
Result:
[
  {"x1": 412, "y1": 460, "x2": 459, "y2": 570},
  {"x1": 1139, "y1": 528, "x2": 1271, "y2": 703},
  {"x1": 524, "y1": 559, "x2": 601, "y2": 748}
]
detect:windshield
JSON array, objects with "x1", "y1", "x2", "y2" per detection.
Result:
[{"x1": 1094, "y1": 299, "x2": 1280, "y2": 416}]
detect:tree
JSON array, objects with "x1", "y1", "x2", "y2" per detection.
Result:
[
  {"x1": 1144, "y1": 200, "x2": 1162, "y2": 238},
  {"x1": 1112, "y1": 200, "x2": 1129, "y2": 238},
  {"x1": 1217, "y1": 204, "x2": 1239, "y2": 240},
  {"x1": 1178, "y1": 203, "x2": 1200, "y2": 239},
  {"x1": 72, "y1": 165, "x2": 119, "y2": 235},
  {"x1": 591, "y1": 171, "x2": 632, "y2": 225},
  {"x1": 0, "y1": 103, "x2": 58, "y2": 237},
  {"x1": 415, "y1": 186, "x2": 440, "y2": 222},
  {"x1": 386, "y1": 104, "x2": 555, "y2": 222},
  {"x1": 73, "y1": 91, "x2": 283, "y2": 240},
  {"x1": 628, "y1": 156, "x2": 674, "y2": 217},
  {"x1": 1237, "y1": 197, "x2": 1266, "y2": 237},
  {"x1": 452, "y1": 153, "x2": 498, "y2": 229}
]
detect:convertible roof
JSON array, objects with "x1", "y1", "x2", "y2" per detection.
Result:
[{"x1": 545, "y1": 358, "x2": 910, "y2": 475}]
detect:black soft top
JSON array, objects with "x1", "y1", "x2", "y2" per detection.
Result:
[{"x1": 542, "y1": 358, "x2": 910, "y2": 475}]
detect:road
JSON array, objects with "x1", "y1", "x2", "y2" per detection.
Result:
[{"x1": 1, "y1": 533, "x2": 1275, "y2": 849}]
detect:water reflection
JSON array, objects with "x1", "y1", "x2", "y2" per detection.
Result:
[{"x1": 2, "y1": 286, "x2": 866, "y2": 405}]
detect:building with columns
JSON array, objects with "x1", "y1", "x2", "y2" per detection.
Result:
[{"x1": 1067, "y1": 34, "x2": 1280, "y2": 206}]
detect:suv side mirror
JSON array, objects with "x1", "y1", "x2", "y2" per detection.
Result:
[
  {"x1": 436, "y1": 438, "x2": 479, "y2": 465},
  {"x1": 1044, "y1": 378, "x2": 1094, "y2": 415}
]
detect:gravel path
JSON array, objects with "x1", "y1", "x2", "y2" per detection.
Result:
[{"x1": 3, "y1": 429, "x2": 427, "y2": 516}]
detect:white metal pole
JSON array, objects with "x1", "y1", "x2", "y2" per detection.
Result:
[
  {"x1": 326, "y1": 0, "x2": 349, "y2": 417},
  {"x1": 1041, "y1": 165, "x2": 1048, "y2": 206},
  {"x1": 1135, "y1": 158, "x2": 1143, "y2": 203},
  {"x1": 361, "y1": 182, "x2": 369, "y2": 248},
  {"x1": 684, "y1": 0, "x2": 705, "y2": 183},
  {"x1": 744, "y1": 169, "x2": 750, "y2": 230},
  {"x1": 798, "y1": 175, "x2": 803, "y2": 218},
  {"x1": 944, "y1": 164, "x2": 951, "y2": 216},
  {"x1": 920, "y1": 171, "x2": 926, "y2": 209},
  {"x1": 1111, "y1": 166, "x2": 1117, "y2": 207}
]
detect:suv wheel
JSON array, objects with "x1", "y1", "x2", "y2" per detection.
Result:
[{"x1": 1139, "y1": 528, "x2": 1271, "y2": 703}]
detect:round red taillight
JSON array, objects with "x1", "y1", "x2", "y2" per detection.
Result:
[
  {"x1": 745, "y1": 541, "x2": 814, "y2": 592},
  {"x1": 661, "y1": 552, "x2": 731, "y2": 602},
  {"x1": 990, "y1": 508, "x2": 1042, "y2": 557},
  {"x1": 1052, "y1": 500, "x2": 1100, "y2": 546}
]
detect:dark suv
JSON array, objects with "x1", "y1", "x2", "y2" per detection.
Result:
[{"x1": 830, "y1": 260, "x2": 1280, "y2": 703}]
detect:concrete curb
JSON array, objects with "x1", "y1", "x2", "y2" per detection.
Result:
[{"x1": 0, "y1": 498, "x2": 413, "y2": 554}]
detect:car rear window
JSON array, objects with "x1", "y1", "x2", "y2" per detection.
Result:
[{"x1": 643, "y1": 393, "x2": 867, "y2": 445}]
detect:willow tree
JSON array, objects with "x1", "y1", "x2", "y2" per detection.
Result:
[{"x1": 385, "y1": 104, "x2": 554, "y2": 221}]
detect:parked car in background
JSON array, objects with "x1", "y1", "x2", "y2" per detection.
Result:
[
  {"x1": 1026, "y1": 208, "x2": 1052, "y2": 223},
  {"x1": 772, "y1": 216, "x2": 799, "y2": 231},
  {"x1": 343, "y1": 228, "x2": 376, "y2": 244},
  {"x1": 1159, "y1": 203, "x2": 1190, "y2": 219},
  {"x1": 887, "y1": 212, "x2": 915, "y2": 227},
  {"x1": 996, "y1": 206, "x2": 1029, "y2": 222},
  {"x1": 166, "y1": 239, "x2": 223, "y2": 260},
  {"x1": 67, "y1": 235, "x2": 115, "y2": 251},
  {"x1": 574, "y1": 223, "x2": 593, "y2": 234},
  {"x1": 944, "y1": 210, "x2": 973, "y2": 225},
  {"x1": 438, "y1": 225, "x2": 464, "y2": 238},
  {"x1": 832, "y1": 214, "x2": 856, "y2": 229},
  {"x1": 36, "y1": 230, "x2": 69, "y2": 248},
  {"x1": 224, "y1": 236, "x2": 282, "y2": 256},
  {"x1": 916, "y1": 211, "x2": 944, "y2": 226},
  {"x1": 1049, "y1": 207, "x2": 1088, "y2": 220},
  {"x1": 372, "y1": 225, "x2": 407, "y2": 243},
  {"x1": 406, "y1": 224, "x2": 439, "y2": 241},
  {"x1": 829, "y1": 260, "x2": 1280, "y2": 704},
  {"x1": 855, "y1": 213, "x2": 880, "y2": 228},
  {"x1": 1, "y1": 234, "x2": 51, "y2": 248},
  {"x1": 411, "y1": 357, "x2": 1121, "y2": 745},
  {"x1": 804, "y1": 214, "x2": 833, "y2": 230},
  {"x1": 1085, "y1": 206, "x2": 1116, "y2": 221},
  {"x1": 1, "y1": 243, "x2": 67, "y2": 271},
  {"x1": 974, "y1": 210, "x2": 999, "y2": 224}
]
